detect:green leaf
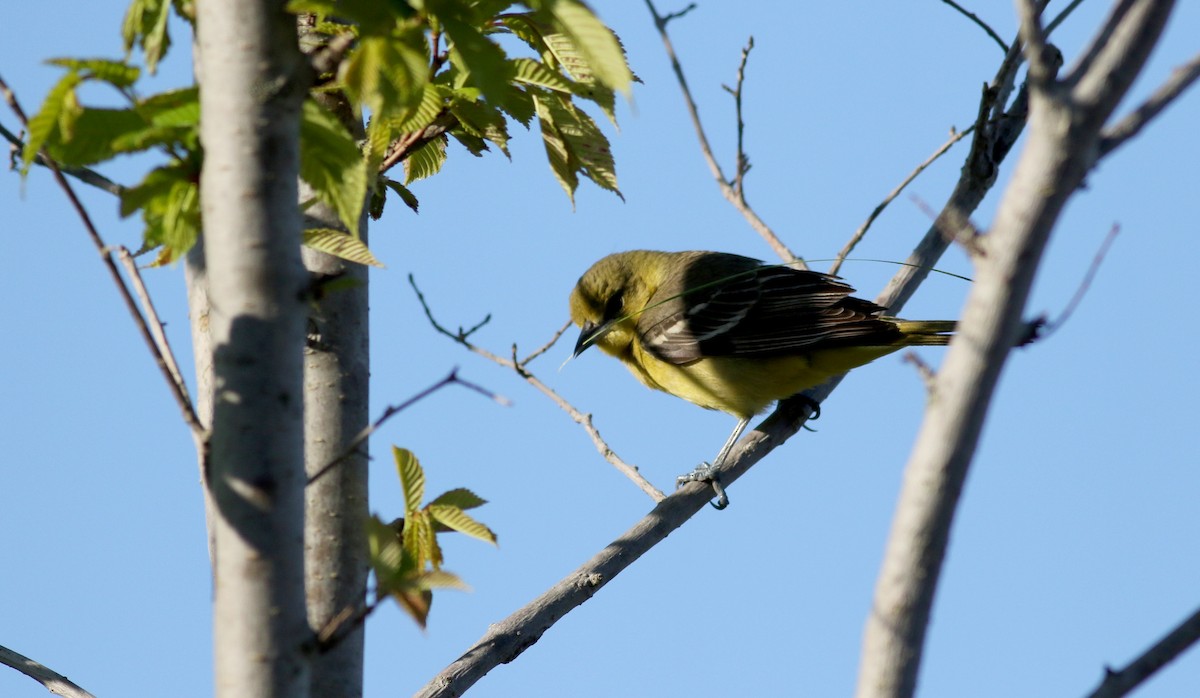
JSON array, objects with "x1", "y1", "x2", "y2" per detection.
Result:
[
  {"x1": 403, "y1": 510, "x2": 443, "y2": 571},
  {"x1": 393, "y1": 446, "x2": 425, "y2": 514},
  {"x1": 121, "y1": 161, "x2": 200, "y2": 265},
  {"x1": 299, "y1": 99, "x2": 368, "y2": 236},
  {"x1": 533, "y1": 91, "x2": 578, "y2": 202},
  {"x1": 302, "y1": 228, "x2": 385, "y2": 268},
  {"x1": 404, "y1": 135, "x2": 448, "y2": 185},
  {"x1": 532, "y1": 0, "x2": 632, "y2": 96},
  {"x1": 46, "y1": 58, "x2": 141, "y2": 88},
  {"x1": 383, "y1": 177, "x2": 420, "y2": 213},
  {"x1": 340, "y1": 34, "x2": 429, "y2": 118},
  {"x1": 121, "y1": 0, "x2": 173, "y2": 73},
  {"x1": 21, "y1": 71, "x2": 82, "y2": 174},
  {"x1": 429, "y1": 0, "x2": 511, "y2": 108},
  {"x1": 508, "y1": 57, "x2": 574, "y2": 93},
  {"x1": 429, "y1": 487, "x2": 487, "y2": 510},
  {"x1": 366, "y1": 514, "x2": 412, "y2": 591},
  {"x1": 534, "y1": 89, "x2": 620, "y2": 201},
  {"x1": 428, "y1": 505, "x2": 497, "y2": 545},
  {"x1": 392, "y1": 83, "x2": 450, "y2": 134},
  {"x1": 449, "y1": 97, "x2": 510, "y2": 156}
]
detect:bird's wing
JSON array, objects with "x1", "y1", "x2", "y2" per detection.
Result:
[{"x1": 639, "y1": 261, "x2": 900, "y2": 363}]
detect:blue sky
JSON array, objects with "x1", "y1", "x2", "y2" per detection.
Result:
[{"x1": 2, "y1": 2, "x2": 1199, "y2": 697}]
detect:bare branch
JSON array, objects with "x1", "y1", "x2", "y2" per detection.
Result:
[
  {"x1": 829, "y1": 126, "x2": 972, "y2": 276},
  {"x1": 409, "y1": 275, "x2": 664, "y2": 501},
  {"x1": 857, "y1": 3, "x2": 1178, "y2": 697},
  {"x1": 1, "y1": 121, "x2": 123, "y2": 196},
  {"x1": 643, "y1": 0, "x2": 799, "y2": 265},
  {"x1": 1100, "y1": 51, "x2": 1200, "y2": 155},
  {"x1": 939, "y1": 0, "x2": 1009, "y2": 52},
  {"x1": 307, "y1": 369, "x2": 507, "y2": 486},
  {"x1": 0, "y1": 72, "x2": 206, "y2": 444},
  {"x1": 1039, "y1": 224, "x2": 1119, "y2": 339},
  {"x1": 118, "y1": 247, "x2": 205, "y2": 436},
  {"x1": 0, "y1": 644, "x2": 97, "y2": 698},
  {"x1": 722, "y1": 37, "x2": 754, "y2": 200},
  {"x1": 1085, "y1": 605, "x2": 1200, "y2": 698}
]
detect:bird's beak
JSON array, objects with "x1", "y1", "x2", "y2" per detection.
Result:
[{"x1": 572, "y1": 319, "x2": 601, "y2": 358}]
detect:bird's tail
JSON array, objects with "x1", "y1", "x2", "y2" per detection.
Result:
[{"x1": 892, "y1": 320, "x2": 956, "y2": 346}]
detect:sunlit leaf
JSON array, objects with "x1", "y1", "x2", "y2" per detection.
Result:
[
  {"x1": 404, "y1": 135, "x2": 448, "y2": 185},
  {"x1": 428, "y1": 505, "x2": 497, "y2": 545},
  {"x1": 393, "y1": 446, "x2": 425, "y2": 514},
  {"x1": 299, "y1": 99, "x2": 368, "y2": 236}
]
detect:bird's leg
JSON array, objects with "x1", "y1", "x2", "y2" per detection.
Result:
[{"x1": 676, "y1": 417, "x2": 750, "y2": 510}]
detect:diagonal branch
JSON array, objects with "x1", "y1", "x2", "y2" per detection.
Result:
[
  {"x1": 829, "y1": 126, "x2": 972, "y2": 276},
  {"x1": 856, "y1": 2, "x2": 1183, "y2": 697},
  {"x1": 0, "y1": 73, "x2": 206, "y2": 444},
  {"x1": 643, "y1": 0, "x2": 798, "y2": 265},
  {"x1": 409, "y1": 275, "x2": 665, "y2": 501},
  {"x1": 939, "y1": 0, "x2": 1009, "y2": 52},
  {"x1": 1099, "y1": 51, "x2": 1200, "y2": 156},
  {"x1": 1085, "y1": 605, "x2": 1200, "y2": 698},
  {"x1": 0, "y1": 644, "x2": 96, "y2": 698}
]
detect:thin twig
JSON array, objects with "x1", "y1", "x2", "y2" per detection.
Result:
[
  {"x1": 313, "y1": 598, "x2": 381, "y2": 654},
  {"x1": 0, "y1": 644, "x2": 96, "y2": 698},
  {"x1": 1044, "y1": 0, "x2": 1087, "y2": 36},
  {"x1": 0, "y1": 72, "x2": 205, "y2": 442},
  {"x1": 722, "y1": 37, "x2": 754, "y2": 199},
  {"x1": 118, "y1": 247, "x2": 203, "y2": 433},
  {"x1": 829, "y1": 126, "x2": 972, "y2": 276},
  {"x1": 1038, "y1": 223, "x2": 1119, "y2": 339},
  {"x1": 939, "y1": 0, "x2": 1009, "y2": 52},
  {"x1": 409, "y1": 274, "x2": 665, "y2": 501},
  {"x1": 643, "y1": 0, "x2": 799, "y2": 265},
  {"x1": 520, "y1": 320, "x2": 572, "y2": 364},
  {"x1": 1100, "y1": 51, "x2": 1200, "y2": 156},
  {"x1": 1085, "y1": 605, "x2": 1200, "y2": 698},
  {"x1": 0, "y1": 121, "x2": 123, "y2": 196},
  {"x1": 307, "y1": 369, "x2": 509, "y2": 486}
]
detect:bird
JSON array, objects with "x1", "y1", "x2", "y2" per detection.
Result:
[{"x1": 567, "y1": 250, "x2": 955, "y2": 508}]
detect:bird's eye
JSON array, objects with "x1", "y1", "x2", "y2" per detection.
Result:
[{"x1": 603, "y1": 289, "x2": 624, "y2": 322}]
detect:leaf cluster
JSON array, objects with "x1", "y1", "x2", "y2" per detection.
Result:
[
  {"x1": 367, "y1": 447, "x2": 496, "y2": 628},
  {"x1": 21, "y1": 0, "x2": 634, "y2": 266}
]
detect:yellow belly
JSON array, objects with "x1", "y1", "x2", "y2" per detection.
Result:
[{"x1": 623, "y1": 343, "x2": 905, "y2": 418}]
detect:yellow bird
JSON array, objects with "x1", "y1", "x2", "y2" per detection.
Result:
[{"x1": 568, "y1": 250, "x2": 955, "y2": 508}]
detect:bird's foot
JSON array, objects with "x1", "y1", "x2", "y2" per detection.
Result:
[{"x1": 676, "y1": 462, "x2": 730, "y2": 510}]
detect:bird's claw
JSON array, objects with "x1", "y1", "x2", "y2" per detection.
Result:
[{"x1": 676, "y1": 462, "x2": 730, "y2": 510}]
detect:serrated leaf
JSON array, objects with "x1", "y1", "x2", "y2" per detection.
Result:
[
  {"x1": 121, "y1": 0, "x2": 173, "y2": 73},
  {"x1": 393, "y1": 446, "x2": 425, "y2": 513},
  {"x1": 302, "y1": 228, "x2": 385, "y2": 268},
  {"x1": 137, "y1": 87, "x2": 200, "y2": 128},
  {"x1": 429, "y1": 487, "x2": 487, "y2": 510},
  {"x1": 508, "y1": 57, "x2": 573, "y2": 93},
  {"x1": 124, "y1": 161, "x2": 200, "y2": 265},
  {"x1": 533, "y1": 0, "x2": 632, "y2": 95},
  {"x1": 21, "y1": 71, "x2": 81, "y2": 174},
  {"x1": 392, "y1": 587, "x2": 434, "y2": 628},
  {"x1": 431, "y1": 2, "x2": 511, "y2": 109},
  {"x1": 392, "y1": 83, "x2": 450, "y2": 134},
  {"x1": 533, "y1": 91, "x2": 578, "y2": 202},
  {"x1": 428, "y1": 504, "x2": 497, "y2": 545},
  {"x1": 404, "y1": 135, "x2": 447, "y2": 185},
  {"x1": 403, "y1": 510, "x2": 443, "y2": 571},
  {"x1": 341, "y1": 34, "x2": 429, "y2": 118},
  {"x1": 449, "y1": 97, "x2": 509, "y2": 156},
  {"x1": 299, "y1": 99, "x2": 368, "y2": 236},
  {"x1": 534, "y1": 90, "x2": 619, "y2": 200},
  {"x1": 366, "y1": 514, "x2": 411, "y2": 589},
  {"x1": 383, "y1": 178, "x2": 420, "y2": 213},
  {"x1": 47, "y1": 58, "x2": 141, "y2": 88}
]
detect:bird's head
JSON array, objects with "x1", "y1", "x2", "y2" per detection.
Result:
[{"x1": 568, "y1": 252, "x2": 649, "y2": 359}]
